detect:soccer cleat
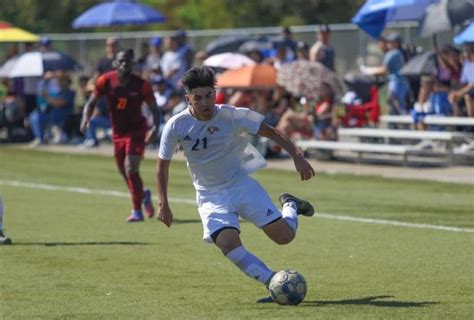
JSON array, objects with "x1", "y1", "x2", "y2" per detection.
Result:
[
  {"x1": 278, "y1": 193, "x2": 315, "y2": 217},
  {"x1": 142, "y1": 189, "x2": 155, "y2": 219},
  {"x1": 256, "y1": 296, "x2": 274, "y2": 303},
  {"x1": 127, "y1": 210, "x2": 144, "y2": 222},
  {"x1": 0, "y1": 232, "x2": 12, "y2": 245}
]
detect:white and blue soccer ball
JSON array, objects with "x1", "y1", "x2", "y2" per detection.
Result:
[{"x1": 268, "y1": 269, "x2": 307, "y2": 305}]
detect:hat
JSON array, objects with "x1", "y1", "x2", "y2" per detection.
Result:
[
  {"x1": 150, "y1": 37, "x2": 162, "y2": 47},
  {"x1": 319, "y1": 24, "x2": 331, "y2": 33},
  {"x1": 40, "y1": 36, "x2": 51, "y2": 46},
  {"x1": 385, "y1": 32, "x2": 402, "y2": 43},
  {"x1": 151, "y1": 75, "x2": 165, "y2": 85},
  {"x1": 297, "y1": 41, "x2": 309, "y2": 50},
  {"x1": 174, "y1": 29, "x2": 187, "y2": 38}
]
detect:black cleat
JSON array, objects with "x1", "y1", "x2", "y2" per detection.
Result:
[
  {"x1": 0, "y1": 233, "x2": 12, "y2": 245},
  {"x1": 279, "y1": 193, "x2": 315, "y2": 217},
  {"x1": 256, "y1": 296, "x2": 274, "y2": 303}
]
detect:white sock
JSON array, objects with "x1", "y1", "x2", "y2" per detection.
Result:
[
  {"x1": 225, "y1": 245, "x2": 274, "y2": 285},
  {"x1": 281, "y1": 201, "x2": 298, "y2": 232}
]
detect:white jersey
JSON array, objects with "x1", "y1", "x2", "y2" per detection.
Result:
[{"x1": 159, "y1": 104, "x2": 267, "y2": 190}]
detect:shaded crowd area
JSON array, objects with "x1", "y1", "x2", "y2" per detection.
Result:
[{"x1": 0, "y1": 25, "x2": 473, "y2": 159}]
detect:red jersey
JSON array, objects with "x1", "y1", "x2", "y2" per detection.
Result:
[{"x1": 94, "y1": 71, "x2": 155, "y2": 135}]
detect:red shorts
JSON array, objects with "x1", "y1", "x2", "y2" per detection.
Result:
[{"x1": 113, "y1": 131, "x2": 146, "y2": 163}]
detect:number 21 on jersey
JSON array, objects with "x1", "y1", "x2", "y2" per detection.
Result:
[
  {"x1": 117, "y1": 97, "x2": 128, "y2": 110},
  {"x1": 192, "y1": 137, "x2": 207, "y2": 151}
]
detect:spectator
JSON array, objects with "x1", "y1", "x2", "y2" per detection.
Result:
[
  {"x1": 296, "y1": 41, "x2": 309, "y2": 61},
  {"x1": 160, "y1": 36, "x2": 180, "y2": 87},
  {"x1": 449, "y1": 44, "x2": 474, "y2": 117},
  {"x1": 136, "y1": 40, "x2": 150, "y2": 76},
  {"x1": 39, "y1": 37, "x2": 52, "y2": 52},
  {"x1": 309, "y1": 24, "x2": 335, "y2": 71},
  {"x1": 29, "y1": 72, "x2": 75, "y2": 146},
  {"x1": 362, "y1": 33, "x2": 409, "y2": 116},
  {"x1": 174, "y1": 30, "x2": 195, "y2": 85},
  {"x1": 144, "y1": 37, "x2": 163, "y2": 79},
  {"x1": 96, "y1": 37, "x2": 120, "y2": 76},
  {"x1": 280, "y1": 26, "x2": 297, "y2": 61}
]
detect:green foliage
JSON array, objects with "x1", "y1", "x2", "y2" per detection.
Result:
[{"x1": 0, "y1": 0, "x2": 367, "y2": 34}]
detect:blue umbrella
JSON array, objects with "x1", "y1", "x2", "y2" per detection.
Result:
[
  {"x1": 352, "y1": 0, "x2": 437, "y2": 38},
  {"x1": 454, "y1": 22, "x2": 474, "y2": 45},
  {"x1": 72, "y1": 0, "x2": 165, "y2": 29}
]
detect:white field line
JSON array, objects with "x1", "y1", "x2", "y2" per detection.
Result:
[{"x1": 1, "y1": 179, "x2": 473, "y2": 234}]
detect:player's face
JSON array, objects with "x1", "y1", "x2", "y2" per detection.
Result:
[
  {"x1": 187, "y1": 87, "x2": 216, "y2": 121},
  {"x1": 115, "y1": 52, "x2": 134, "y2": 77}
]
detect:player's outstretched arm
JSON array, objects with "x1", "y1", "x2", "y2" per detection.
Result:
[
  {"x1": 80, "y1": 93, "x2": 100, "y2": 133},
  {"x1": 156, "y1": 158, "x2": 173, "y2": 227},
  {"x1": 258, "y1": 123, "x2": 315, "y2": 181}
]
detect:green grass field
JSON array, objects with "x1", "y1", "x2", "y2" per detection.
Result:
[{"x1": 1, "y1": 147, "x2": 473, "y2": 319}]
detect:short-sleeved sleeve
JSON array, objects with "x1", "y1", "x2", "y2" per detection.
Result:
[
  {"x1": 93, "y1": 74, "x2": 107, "y2": 96},
  {"x1": 158, "y1": 120, "x2": 179, "y2": 160},
  {"x1": 141, "y1": 80, "x2": 156, "y2": 105},
  {"x1": 460, "y1": 61, "x2": 474, "y2": 84},
  {"x1": 232, "y1": 107, "x2": 265, "y2": 134}
]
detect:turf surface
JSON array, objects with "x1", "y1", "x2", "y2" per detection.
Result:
[{"x1": 0, "y1": 147, "x2": 473, "y2": 319}]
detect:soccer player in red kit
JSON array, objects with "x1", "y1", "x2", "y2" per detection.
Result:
[{"x1": 81, "y1": 49, "x2": 161, "y2": 222}]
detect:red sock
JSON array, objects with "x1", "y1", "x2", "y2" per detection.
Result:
[{"x1": 126, "y1": 172, "x2": 144, "y2": 211}]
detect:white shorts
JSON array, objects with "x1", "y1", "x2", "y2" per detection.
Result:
[{"x1": 196, "y1": 176, "x2": 281, "y2": 243}]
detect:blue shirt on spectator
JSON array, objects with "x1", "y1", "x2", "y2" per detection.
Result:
[{"x1": 383, "y1": 49, "x2": 405, "y2": 81}]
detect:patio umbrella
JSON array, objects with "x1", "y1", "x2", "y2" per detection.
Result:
[
  {"x1": 0, "y1": 21, "x2": 39, "y2": 42},
  {"x1": 352, "y1": 0, "x2": 436, "y2": 38},
  {"x1": 72, "y1": 0, "x2": 165, "y2": 29},
  {"x1": 277, "y1": 60, "x2": 342, "y2": 100},
  {"x1": 217, "y1": 64, "x2": 277, "y2": 89},
  {"x1": 454, "y1": 21, "x2": 474, "y2": 45},
  {"x1": 204, "y1": 53, "x2": 255, "y2": 70},
  {"x1": 419, "y1": 0, "x2": 474, "y2": 37},
  {"x1": 400, "y1": 51, "x2": 436, "y2": 76},
  {"x1": 205, "y1": 35, "x2": 254, "y2": 56},
  {"x1": 0, "y1": 51, "x2": 82, "y2": 78}
]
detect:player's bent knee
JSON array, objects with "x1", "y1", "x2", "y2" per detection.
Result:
[
  {"x1": 213, "y1": 227, "x2": 242, "y2": 255},
  {"x1": 272, "y1": 231, "x2": 295, "y2": 245}
]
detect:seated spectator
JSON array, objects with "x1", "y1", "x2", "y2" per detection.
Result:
[
  {"x1": 449, "y1": 44, "x2": 474, "y2": 117},
  {"x1": 276, "y1": 82, "x2": 336, "y2": 141},
  {"x1": 82, "y1": 80, "x2": 111, "y2": 148},
  {"x1": 29, "y1": 72, "x2": 75, "y2": 146}
]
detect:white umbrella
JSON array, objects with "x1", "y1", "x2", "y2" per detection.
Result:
[
  {"x1": 0, "y1": 51, "x2": 81, "y2": 78},
  {"x1": 204, "y1": 52, "x2": 255, "y2": 70}
]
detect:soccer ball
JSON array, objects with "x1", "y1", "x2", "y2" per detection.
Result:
[{"x1": 268, "y1": 269, "x2": 307, "y2": 305}]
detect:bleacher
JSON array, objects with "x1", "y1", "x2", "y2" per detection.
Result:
[{"x1": 296, "y1": 116, "x2": 474, "y2": 166}]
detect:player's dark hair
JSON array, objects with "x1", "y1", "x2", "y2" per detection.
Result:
[{"x1": 181, "y1": 66, "x2": 216, "y2": 92}]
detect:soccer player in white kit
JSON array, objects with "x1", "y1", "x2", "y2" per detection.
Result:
[{"x1": 156, "y1": 66, "x2": 315, "y2": 303}]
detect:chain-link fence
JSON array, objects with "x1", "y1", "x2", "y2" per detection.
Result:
[{"x1": 1, "y1": 23, "x2": 455, "y2": 77}]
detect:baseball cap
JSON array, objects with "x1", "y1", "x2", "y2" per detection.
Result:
[
  {"x1": 319, "y1": 24, "x2": 331, "y2": 33},
  {"x1": 385, "y1": 32, "x2": 402, "y2": 43},
  {"x1": 40, "y1": 36, "x2": 51, "y2": 46},
  {"x1": 150, "y1": 37, "x2": 162, "y2": 47}
]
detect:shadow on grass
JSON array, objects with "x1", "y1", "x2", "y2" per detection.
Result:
[
  {"x1": 173, "y1": 218, "x2": 201, "y2": 224},
  {"x1": 303, "y1": 295, "x2": 439, "y2": 308},
  {"x1": 11, "y1": 241, "x2": 152, "y2": 246}
]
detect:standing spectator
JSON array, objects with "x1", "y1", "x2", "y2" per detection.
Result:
[
  {"x1": 39, "y1": 37, "x2": 52, "y2": 52},
  {"x1": 280, "y1": 26, "x2": 297, "y2": 61},
  {"x1": 362, "y1": 34, "x2": 409, "y2": 115},
  {"x1": 80, "y1": 49, "x2": 161, "y2": 222},
  {"x1": 96, "y1": 37, "x2": 120, "y2": 76},
  {"x1": 449, "y1": 44, "x2": 474, "y2": 117},
  {"x1": 174, "y1": 30, "x2": 195, "y2": 85},
  {"x1": 309, "y1": 24, "x2": 335, "y2": 71},
  {"x1": 144, "y1": 37, "x2": 163, "y2": 79},
  {"x1": 160, "y1": 36, "x2": 180, "y2": 87},
  {"x1": 136, "y1": 40, "x2": 150, "y2": 76}
]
